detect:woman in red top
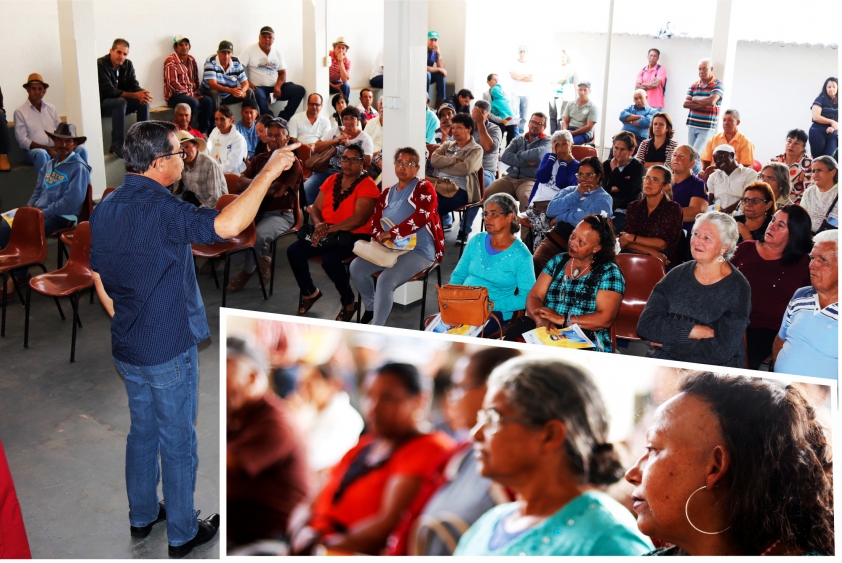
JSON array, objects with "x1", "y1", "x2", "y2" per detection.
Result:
[
  {"x1": 287, "y1": 144, "x2": 379, "y2": 321},
  {"x1": 291, "y1": 362, "x2": 455, "y2": 555}
]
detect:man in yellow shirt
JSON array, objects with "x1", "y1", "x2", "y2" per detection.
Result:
[{"x1": 700, "y1": 108, "x2": 755, "y2": 175}]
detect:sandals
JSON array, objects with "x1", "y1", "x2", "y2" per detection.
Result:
[
  {"x1": 335, "y1": 302, "x2": 358, "y2": 322},
  {"x1": 298, "y1": 289, "x2": 323, "y2": 315}
]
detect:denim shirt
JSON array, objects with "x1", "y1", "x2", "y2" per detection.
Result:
[{"x1": 89, "y1": 173, "x2": 224, "y2": 366}]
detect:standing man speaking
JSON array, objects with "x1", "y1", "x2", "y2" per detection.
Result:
[{"x1": 89, "y1": 120, "x2": 298, "y2": 557}]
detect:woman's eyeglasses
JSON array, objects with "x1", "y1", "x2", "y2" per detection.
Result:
[
  {"x1": 473, "y1": 408, "x2": 534, "y2": 435},
  {"x1": 643, "y1": 176, "x2": 665, "y2": 184},
  {"x1": 575, "y1": 172, "x2": 598, "y2": 179},
  {"x1": 340, "y1": 156, "x2": 363, "y2": 164},
  {"x1": 740, "y1": 197, "x2": 770, "y2": 205},
  {"x1": 481, "y1": 211, "x2": 506, "y2": 219},
  {"x1": 395, "y1": 160, "x2": 418, "y2": 169}
]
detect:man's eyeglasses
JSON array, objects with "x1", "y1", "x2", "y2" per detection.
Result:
[
  {"x1": 340, "y1": 156, "x2": 363, "y2": 164},
  {"x1": 529, "y1": 119, "x2": 546, "y2": 127},
  {"x1": 473, "y1": 408, "x2": 535, "y2": 435},
  {"x1": 741, "y1": 197, "x2": 770, "y2": 206},
  {"x1": 307, "y1": 102, "x2": 322, "y2": 107},
  {"x1": 159, "y1": 147, "x2": 186, "y2": 160},
  {"x1": 395, "y1": 160, "x2": 419, "y2": 169}
]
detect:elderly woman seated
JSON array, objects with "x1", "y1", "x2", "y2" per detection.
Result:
[
  {"x1": 287, "y1": 144, "x2": 379, "y2": 321},
  {"x1": 521, "y1": 130, "x2": 579, "y2": 251},
  {"x1": 618, "y1": 165, "x2": 683, "y2": 266},
  {"x1": 759, "y1": 161, "x2": 794, "y2": 208},
  {"x1": 734, "y1": 181, "x2": 776, "y2": 243},
  {"x1": 637, "y1": 211, "x2": 751, "y2": 367},
  {"x1": 350, "y1": 147, "x2": 445, "y2": 326},
  {"x1": 800, "y1": 155, "x2": 838, "y2": 233},
  {"x1": 626, "y1": 371, "x2": 834, "y2": 555},
  {"x1": 732, "y1": 205, "x2": 812, "y2": 369},
  {"x1": 291, "y1": 362, "x2": 454, "y2": 555},
  {"x1": 531, "y1": 156, "x2": 613, "y2": 274},
  {"x1": 505, "y1": 215, "x2": 624, "y2": 352},
  {"x1": 448, "y1": 193, "x2": 535, "y2": 336},
  {"x1": 454, "y1": 358, "x2": 653, "y2": 556}
]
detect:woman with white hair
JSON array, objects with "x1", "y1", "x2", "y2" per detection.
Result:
[{"x1": 637, "y1": 211, "x2": 751, "y2": 367}]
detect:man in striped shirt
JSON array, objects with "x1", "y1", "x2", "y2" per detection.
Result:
[
  {"x1": 202, "y1": 40, "x2": 252, "y2": 110},
  {"x1": 164, "y1": 36, "x2": 214, "y2": 136},
  {"x1": 683, "y1": 58, "x2": 724, "y2": 174}
]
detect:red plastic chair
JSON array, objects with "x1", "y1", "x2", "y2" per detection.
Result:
[
  {"x1": 191, "y1": 194, "x2": 265, "y2": 307},
  {"x1": 54, "y1": 184, "x2": 94, "y2": 268},
  {"x1": 224, "y1": 173, "x2": 241, "y2": 195},
  {"x1": 25, "y1": 221, "x2": 94, "y2": 362},
  {"x1": 298, "y1": 145, "x2": 313, "y2": 180},
  {"x1": 571, "y1": 145, "x2": 598, "y2": 160},
  {"x1": 614, "y1": 254, "x2": 666, "y2": 342},
  {"x1": 59, "y1": 186, "x2": 116, "y2": 250},
  {"x1": 0, "y1": 207, "x2": 49, "y2": 337}
]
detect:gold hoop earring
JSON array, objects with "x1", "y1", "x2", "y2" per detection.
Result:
[{"x1": 685, "y1": 485, "x2": 731, "y2": 535}]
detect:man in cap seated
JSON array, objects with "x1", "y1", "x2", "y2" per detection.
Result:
[
  {"x1": 202, "y1": 40, "x2": 253, "y2": 110},
  {"x1": 427, "y1": 31, "x2": 447, "y2": 109},
  {"x1": 169, "y1": 131, "x2": 226, "y2": 208},
  {"x1": 706, "y1": 144, "x2": 758, "y2": 214},
  {"x1": 239, "y1": 26, "x2": 306, "y2": 121},
  {"x1": 164, "y1": 35, "x2": 214, "y2": 136}
]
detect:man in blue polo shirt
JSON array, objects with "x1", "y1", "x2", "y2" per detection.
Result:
[
  {"x1": 202, "y1": 40, "x2": 253, "y2": 110},
  {"x1": 89, "y1": 120, "x2": 299, "y2": 556},
  {"x1": 773, "y1": 230, "x2": 838, "y2": 379}
]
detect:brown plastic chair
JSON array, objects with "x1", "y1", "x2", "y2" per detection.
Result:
[
  {"x1": 298, "y1": 145, "x2": 313, "y2": 180},
  {"x1": 615, "y1": 254, "x2": 666, "y2": 341},
  {"x1": 453, "y1": 169, "x2": 485, "y2": 258},
  {"x1": 268, "y1": 187, "x2": 304, "y2": 296},
  {"x1": 191, "y1": 194, "x2": 266, "y2": 307},
  {"x1": 571, "y1": 145, "x2": 598, "y2": 161},
  {"x1": 0, "y1": 207, "x2": 50, "y2": 337},
  {"x1": 224, "y1": 173, "x2": 241, "y2": 195},
  {"x1": 25, "y1": 222, "x2": 94, "y2": 362},
  {"x1": 59, "y1": 186, "x2": 117, "y2": 249},
  {"x1": 53, "y1": 184, "x2": 94, "y2": 268},
  {"x1": 356, "y1": 262, "x2": 443, "y2": 330}
]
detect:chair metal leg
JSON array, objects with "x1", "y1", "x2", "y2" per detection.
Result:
[
  {"x1": 251, "y1": 248, "x2": 268, "y2": 301},
  {"x1": 12, "y1": 273, "x2": 25, "y2": 306},
  {"x1": 356, "y1": 291, "x2": 361, "y2": 323},
  {"x1": 210, "y1": 259, "x2": 220, "y2": 289},
  {"x1": 269, "y1": 240, "x2": 277, "y2": 296},
  {"x1": 24, "y1": 284, "x2": 31, "y2": 348},
  {"x1": 1, "y1": 272, "x2": 7, "y2": 337},
  {"x1": 420, "y1": 270, "x2": 430, "y2": 331},
  {"x1": 221, "y1": 256, "x2": 231, "y2": 307},
  {"x1": 90, "y1": 286, "x2": 95, "y2": 304},
  {"x1": 70, "y1": 293, "x2": 79, "y2": 362}
]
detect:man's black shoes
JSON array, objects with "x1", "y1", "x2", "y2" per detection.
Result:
[
  {"x1": 130, "y1": 501, "x2": 166, "y2": 538},
  {"x1": 168, "y1": 513, "x2": 220, "y2": 558}
]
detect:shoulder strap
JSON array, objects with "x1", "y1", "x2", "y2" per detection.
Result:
[{"x1": 825, "y1": 195, "x2": 838, "y2": 220}]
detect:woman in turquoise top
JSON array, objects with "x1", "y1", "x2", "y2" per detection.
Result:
[
  {"x1": 454, "y1": 357, "x2": 653, "y2": 556},
  {"x1": 448, "y1": 193, "x2": 535, "y2": 337}
]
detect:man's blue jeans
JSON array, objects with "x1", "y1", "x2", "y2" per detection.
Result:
[
  {"x1": 427, "y1": 71, "x2": 446, "y2": 102},
  {"x1": 513, "y1": 96, "x2": 529, "y2": 133},
  {"x1": 252, "y1": 83, "x2": 306, "y2": 121},
  {"x1": 101, "y1": 97, "x2": 150, "y2": 148},
  {"x1": 25, "y1": 146, "x2": 89, "y2": 173},
  {"x1": 114, "y1": 346, "x2": 200, "y2": 547},
  {"x1": 330, "y1": 82, "x2": 351, "y2": 101},
  {"x1": 688, "y1": 126, "x2": 714, "y2": 174}
]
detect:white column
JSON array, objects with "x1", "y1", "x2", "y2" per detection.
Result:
[
  {"x1": 710, "y1": 0, "x2": 738, "y2": 132},
  {"x1": 597, "y1": 0, "x2": 615, "y2": 160},
  {"x1": 302, "y1": 0, "x2": 329, "y2": 107},
  {"x1": 381, "y1": 0, "x2": 428, "y2": 188},
  {"x1": 56, "y1": 0, "x2": 106, "y2": 198}
]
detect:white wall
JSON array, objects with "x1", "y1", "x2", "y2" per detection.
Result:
[{"x1": 324, "y1": 0, "x2": 383, "y2": 91}]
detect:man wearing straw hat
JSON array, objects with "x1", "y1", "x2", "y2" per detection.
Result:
[
  {"x1": 14, "y1": 73, "x2": 89, "y2": 172},
  {"x1": 170, "y1": 130, "x2": 227, "y2": 208},
  {"x1": 328, "y1": 36, "x2": 352, "y2": 100}
]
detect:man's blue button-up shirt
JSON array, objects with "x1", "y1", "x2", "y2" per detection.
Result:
[{"x1": 90, "y1": 173, "x2": 224, "y2": 366}]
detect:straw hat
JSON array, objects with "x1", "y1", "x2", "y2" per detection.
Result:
[
  {"x1": 176, "y1": 130, "x2": 207, "y2": 153},
  {"x1": 23, "y1": 73, "x2": 49, "y2": 89}
]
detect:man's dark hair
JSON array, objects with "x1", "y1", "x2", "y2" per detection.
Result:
[
  {"x1": 456, "y1": 88, "x2": 474, "y2": 99},
  {"x1": 487, "y1": 73, "x2": 497, "y2": 82},
  {"x1": 340, "y1": 106, "x2": 362, "y2": 121},
  {"x1": 111, "y1": 38, "x2": 130, "y2": 50},
  {"x1": 648, "y1": 48, "x2": 660, "y2": 56},
  {"x1": 360, "y1": 88, "x2": 373, "y2": 97},
  {"x1": 786, "y1": 128, "x2": 809, "y2": 145},
  {"x1": 258, "y1": 114, "x2": 275, "y2": 127},
  {"x1": 451, "y1": 113, "x2": 475, "y2": 132},
  {"x1": 530, "y1": 111, "x2": 548, "y2": 125},
  {"x1": 308, "y1": 92, "x2": 324, "y2": 105},
  {"x1": 474, "y1": 99, "x2": 490, "y2": 112},
  {"x1": 123, "y1": 120, "x2": 178, "y2": 173}
]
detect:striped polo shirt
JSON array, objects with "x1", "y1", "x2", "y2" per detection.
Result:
[
  {"x1": 775, "y1": 286, "x2": 838, "y2": 379},
  {"x1": 202, "y1": 55, "x2": 247, "y2": 99},
  {"x1": 686, "y1": 78, "x2": 724, "y2": 130}
]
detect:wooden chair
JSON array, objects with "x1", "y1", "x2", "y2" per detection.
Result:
[
  {"x1": 571, "y1": 145, "x2": 597, "y2": 161},
  {"x1": 0, "y1": 208, "x2": 50, "y2": 337},
  {"x1": 25, "y1": 222, "x2": 94, "y2": 362},
  {"x1": 614, "y1": 254, "x2": 665, "y2": 342},
  {"x1": 453, "y1": 169, "x2": 485, "y2": 258},
  {"x1": 54, "y1": 183, "x2": 94, "y2": 268},
  {"x1": 356, "y1": 262, "x2": 442, "y2": 330}
]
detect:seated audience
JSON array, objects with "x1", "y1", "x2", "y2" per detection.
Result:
[
  {"x1": 239, "y1": 26, "x2": 305, "y2": 121},
  {"x1": 700, "y1": 108, "x2": 755, "y2": 172},
  {"x1": 759, "y1": 161, "x2": 794, "y2": 208},
  {"x1": 634, "y1": 112, "x2": 677, "y2": 170},
  {"x1": 670, "y1": 144, "x2": 709, "y2": 231},
  {"x1": 164, "y1": 36, "x2": 214, "y2": 135},
  {"x1": 235, "y1": 100, "x2": 260, "y2": 159},
  {"x1": 706, "y1": 144, "x2": 757, "y2": 214},
  {"x1": 604, "y1": 131, "x2": 644, "y2": 233},
  {"x1": 254, "y1": 113, "x2": 273, "y2": 156},
  {"x1": 561, "y1": 82, "x2": 599, "y2": 144},
  {"x1": 522, "y1": 130, "x2": 579, "y2": 251},
  {"x1": 207, "y1": 106, "x2": 248, "y2": 174},
  {"x1": 226, "y1": 336, "x2": 309, "y2": 547},
  {"x1": 486, "y1": 74, "x2": 516, "y2": 146},
  {"x1": 770, "y1": 129, "x2": 812, "y2": 199},
  {"x1": 364, "y1": 98, "x2": 384, "y2": 153},
  {"x1": 619, "y1": 89, "x2": 657, "y2": 144},
  {"x1": 330, "y1": 93, "x2": 348, "y2": 127},
  {"x1": 532, "y1": 156, "x2": 612, "y2": 274},
  {"x1": 625, "y1": 372, "x2": 834, "y2": 555},
  {"x1": 15, "y1": 73, "x2": 88, "y2": 171},
  {"x1": 734, "y1": 182, "x2": 775, "y2": 243},
  {"x1": 637, "y1": 211, "x2": 751, "y2": 367},
  {"x1": 455, "y1": 358, "x2": 652, "y2": 555},
  {"x1": 202, "y1": 40, "x2": 252, "y2": 108},
  {"x1": 800, "y1": 155, "x2": 838, "y2": 233},
  {"x1": 619, "y1": 165, "x2": 683, "y2": 266},
  {"x1": 506, "y1": 216, "x2": 623, "y2": 352},
  {"x1": 97, "y1": 38, "x2": 152, "y2": 158},
  {"x1": 328, "y1": 37, "x2": 351, "y2": 100},
  {"x1": 485, "y1": 111, "x2": 550, "y2": 212},
  {"x1": 170, "y1": 131, "x2": 226, "y2": 208},
  {"x1": 732, "y1": 205, "x2": 812, "y2": 369},
  {"x1": 304, "y1": 106, "x2": 374, "y2": 205},
  {"x1": 289, "y1": 93, "x2": 331, "y2": 147},
  {"x1": 356, "y1": 88, "x2": 378, "y2": 127},
  {"x1": 351, "y1": 148, "x2": 444, "y2": 326},
  {"x1": 0, "y1": 123, "x2": 90, "y2": 294},
  {"x1": 773, "y1": 229, "x2": 838, "y2": 378},
  {"x1": 471, "y1": 100, "x2": 502, "y2": 187},
  {"x1": 173, "y1": 102, "x2": 204, "y2": 139},
  {"x1": 430, "y1": 114, "x2": 483, "y2": 240},
  {"x1": 292, "y1": 362, "x2": 454, "y2": 555},
  {"x1": 434, "y1": 102, "x2": 455, "y2": 143},
  {"x1": 369, "y1": 46, "x2": 383, "y2": 88},
  {"x1": 427, "y1": 31, "x2": 447, "y2": 108},
  {"x1": 809, "y1": 77, "x2": 838, "y2": 158},
  {"x1": 450, "y1": 89, "x2": 473, "y2": 115},
  {"x1": 0, "y1": 86, "x2": 9, "y2": 172},
  {"x1": 288, "y1": 144, "x2": 378, "y2": 321},
  {"x1": 228, "y1": 118, "x2": 302, "y2": 291},
  {"x1": 293, "y1": 363, "x2": 364, "y2": 473}
]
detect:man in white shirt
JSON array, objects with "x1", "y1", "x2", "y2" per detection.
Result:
[
  {"x1": 238, "y1": 26, "x2": 305, "y2": 121},
  {"x1": 288, "y1": 93, "x2": 331, "y2": 146},
  {"x1": 369, "y1": 46, "x2": 384, "y2": 89},
  {"x1": 706, "y1": 144, "x2": 757, "y2": 214},
  {"x1": 509, "y1": 45, "x2": 534, "y2": 134},
  {"x1": 364, "y1": 98, "x2": 384, "y2": 153},
  {"x1": 14, "y1": 73, "x2": 88, "y2": 172}
]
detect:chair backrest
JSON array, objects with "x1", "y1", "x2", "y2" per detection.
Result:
[
  {"x1": 571, "y1": 145, "x2": 597, "y2": 161},
  {"x1": 213, "y1": 193, "x2": 257, "y2": 246},
  {"x1": 215, "y1": 193, "x2": 239, "y2": 210},
  {"x1": 65, "y1": 221, "x2": 92, "y2": 275},
  {"x1": 5, "y1": 207, "x2": 48, "y2": 264},
  {"x1": 614, "y1": 254, "x2": 666, "y2": 340},
  {"x1": 224, "y1": 173, "x2": 240, "y2": 195},
  {"x1": 78, "y1": 184, "x2": 94, "y2": 222},
  {"x1": 475, "y1": 168, "x2": 485, "y2": 196},
  {"x1": 102, "y1": 186, "x2": 117, "y2": 200},
  {"x1": 298, "y1": 144, "x2": 313, "y2": 162}
]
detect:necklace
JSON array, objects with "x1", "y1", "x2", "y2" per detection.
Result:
[
  {"x1": 570, "y1": 258, "x2": 593, "y2": 279},
  {"x1": 760, "y1": 539, "x2": 781, "y2": 556}
]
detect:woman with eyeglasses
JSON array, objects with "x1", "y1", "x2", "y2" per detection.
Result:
[
  {"x1": 207, "y1": 105, "x2": 248, "y2": 173},
  {"x1": 350, "y1": 147, "x2": 445, "y2": 325},
  {"x1": 303, "y1": 105, "x2": 374, "y2": 205},
  {"x1": 732, "y1": 205, "x2": 813, "y2": 369},
  {"x1": 758, "y1": 162, "x2": 793, "y2": 208},
  {"x1": 454, "y1": 358, "x2": 652, "y2": 556},
  {"x1": 287, "y1": 143, "x2": 379, "y2": 321},
  {"x1": 531, "y1": 156, "x2": 613, "y2": 275},
  {"x1": 734, "y1": 182, "x2": 775, "y2": 243},
  {"x1": 618, "y1": 165, "x2": 683, "y2": 266},
  {"x1": 448, "y1": 193, "x2": 535, "y2": 336},
  {"x1": 637, "y1": 211, "x2": 750, "y2": 368},
  {"x1": 505, "y1": 215, "x2": 624, "y2": 352},
  {"x1": 800, "y1": 155, "x2": 838, "y2": 233}
]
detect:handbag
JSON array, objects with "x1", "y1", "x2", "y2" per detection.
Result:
[
  {"x1": 436, "y1": 285, "x2": 494, "y2": 327},
  {"x1": 305, "y1": 146, "x2": 337, "y2": 173},
  {"x1": 353, "y1": 240, "x2": 408, "y2": 268},
  {"x1": 425, "y1": 176, "x2": 459, "y2": 198},
  {"x1": 817, "y1": 195, "x2": 838, "y2": 233},
  {"x1": 297, "y1": 223, "x2": 354, "y2": 248}
]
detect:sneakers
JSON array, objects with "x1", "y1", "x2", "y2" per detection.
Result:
[
  {"x1": 442, "y1": 215, "x2": 453, "y2": 232},
  {"x1": 168, "y1": 513, "x2": 220, "y2": 558},
  {"x1": 258, "y1": 256, "x2": 272, "y2": 286},
  {"x1": 130, "y1": 501, "x2": 166, "y2": 538},
  {"x1": 227, "y1": 270, "x2": 254, "y2": 292},
  {"x1": 359, "y1": 310, "x2": 374, "y2": 324},
  {"x1": 455, "y1": 231, "x2": 468, "y2": 246}
]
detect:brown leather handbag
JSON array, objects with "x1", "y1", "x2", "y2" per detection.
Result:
[
  {"x1": 436, "y1": 285, "x2": 494, "y2": 327},
  {"x1": 304, "y1": 147, "x2": 337, "y2": 173}
]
